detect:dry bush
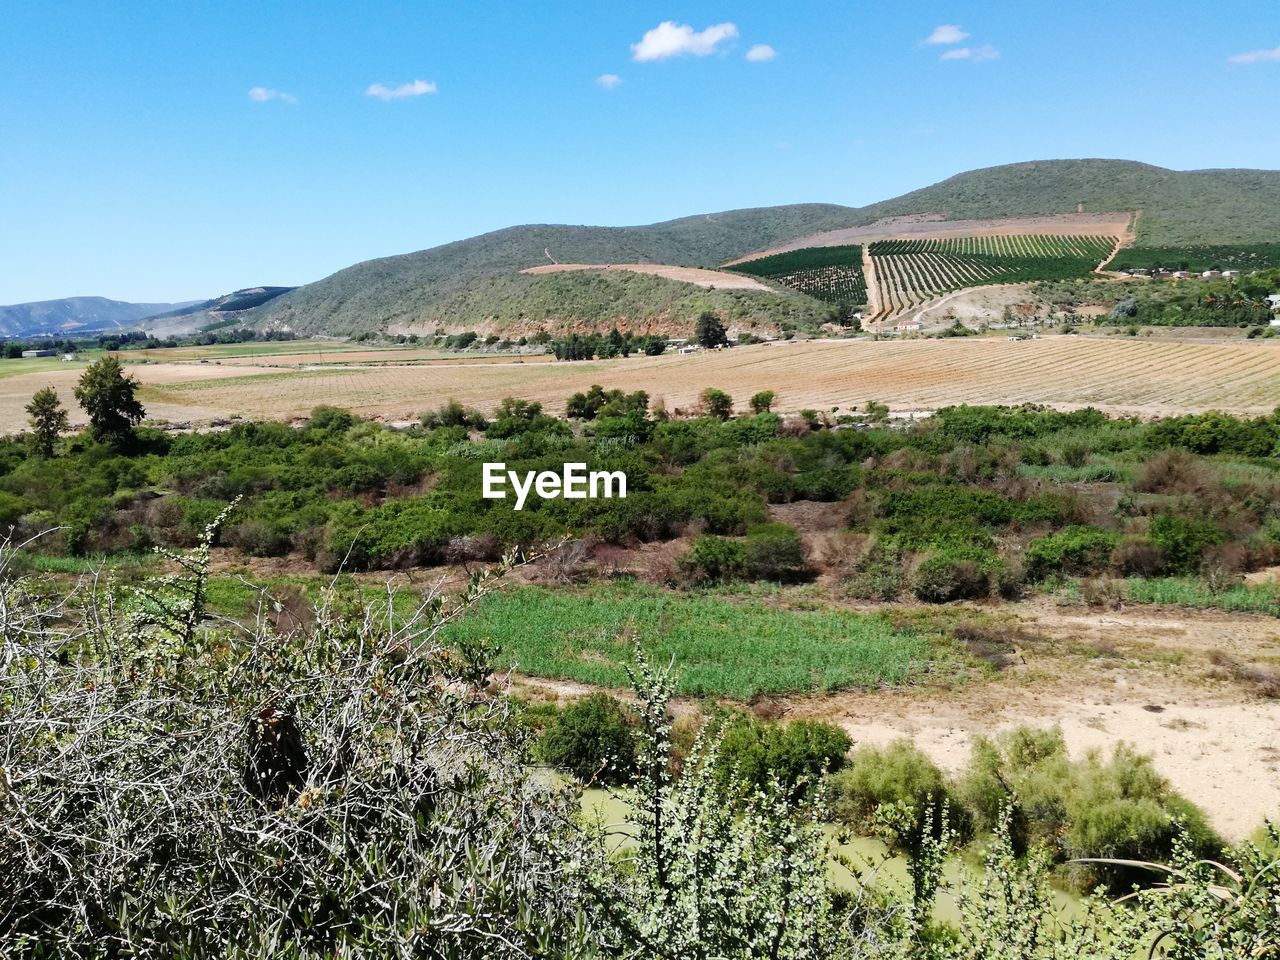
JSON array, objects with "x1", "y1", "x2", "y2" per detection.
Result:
[
  {"x1": 532, "y1": 538, "x2": 596, "y2": 584},
  {"x1": 1079, "y1": 577, "x2": 1125, "y2": 609},
  {"x1": 1207, "y1": 650, "x2": 1280, "y2": 698},
  {"x1": 1134, "y1": 450, "x2": 1211, "y2": 495}
]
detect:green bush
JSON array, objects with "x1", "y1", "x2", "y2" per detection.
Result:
[
  {"x1": 678, "y1": 535, "x2": 748, "y2": 584},
  {"x1": 829, "y1": 739, "x2": 961, "y2": 838},
  {"x1": 912, "y1": 547, "x2": 998, "y2": 603},
  {"x1": 958, "y1": 726, "x2": 1220, "y2": 891},
  {"x1": 1025, "y1": 526, "x2": 1119, "y2": 580},
  {"x1": 716, "y1": 714, "x2": 850, "y2": 797},
  {"x1": 744, "y1": 523, "x2": 809, "y2": 582},
  {"x1": 536, "y1": 693, "x2": 637, "y2": 785},
  {"x1": 1148, "y1": 513, "x2": 1225, "y2": 574}
]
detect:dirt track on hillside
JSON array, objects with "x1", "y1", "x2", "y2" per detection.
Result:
[{"x1": 521, "y1": 262, "x2": 776, "y2": 292}]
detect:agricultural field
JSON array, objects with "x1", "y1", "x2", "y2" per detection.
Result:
[
  {"x1": 726, "y1": 244, "x2": 868, "y2": 306},
  {"x1": 1109, "y1": 243, "x2": 1280, "y2": 273},
  {"x1": 3, "y1": 335, "x2": 1280, "y2": 433},
  {"x1": 869, "y1": 235, "x2": 1116, "y2": 319}
]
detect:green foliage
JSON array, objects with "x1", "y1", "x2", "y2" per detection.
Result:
[
  {"x1": 420, "y1": 398, "x2": 488, "y2": 430},
  {"x1": 1025, "y1": 525, "x2": 1120, "y2": 580},
  {"x1": 1109, "y1": 243, "x2": 1280, "y2": 273},
  {"x1": 715, "y1": 713, "x2": 851, "y2": 798},
  {"x1": 728, "y1": 245, "x2": 868, "y2": 306},
  {"x1": 830, "y1": 739, "x2": 957, "y2": 836},
  {"x1": 73, "y1": 355, "x2": 145, "y2": 442},
  {"x1": 699, "y1": 386, "x2": 734, "y2": 419},
  {"x1": 912, "y1": 547, "x2": 1001, "y2": 603},
  {"x1": 958, "y1": 726, "x2": 1220, "y2": 891},
  {"x1": 678, "y1": 535, "x2": 749, "y2": 584},
  {"x1": 24, "y1": 386, "x2": 69, "y2": 458},
  {"x1": 536, "y1": 692, "x2": 637, "y2": 784},
  {"x1": 694, "y1": 311, "x2": 730, "y2": 348},
  {"x1": 748, "y1": 390, "x2": 775, "y2": 414},
  {"x1": 1148, "y1": 512, "x2": 1225, "y2": 574},
  {"x1": 743, "y1": 522, "x2": 810, "y2": 583}
]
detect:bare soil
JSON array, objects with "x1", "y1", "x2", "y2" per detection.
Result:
[{"x1": 521, "y1": 262, "x2": 776, "y2": 292}]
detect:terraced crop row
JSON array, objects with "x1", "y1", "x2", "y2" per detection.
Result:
[
  {"x1": 867, "y1": 234, "x2": 1116, "y2": 319},
  {"x1": 727, "y1": 245, "x2": 867, "y2": 306}
]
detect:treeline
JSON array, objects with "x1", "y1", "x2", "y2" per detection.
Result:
[{"x1": 1, "y1": 326, "x2": 298, "y2": 357}]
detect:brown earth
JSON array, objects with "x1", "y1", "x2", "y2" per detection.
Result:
[
  {"x1": 5, "y1": 336, "x2": 1278, "y2": 433},
  {"x1": 521, "y1": 262, "x2": 776, "y2": 292}
]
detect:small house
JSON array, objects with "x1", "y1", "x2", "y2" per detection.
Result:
[
  {"x1": 1222, "y1": 270, "x2": 1241, "y2": 279},
  {"x1": 1172, "y1": 271, "x2": 1193, "y2": 279},
  {"x1": 21, "y1": 349, "x2": 57, "y2": 358}
]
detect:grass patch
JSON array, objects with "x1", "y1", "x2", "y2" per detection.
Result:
[
  {"x1": 24, "y1": 552, "x2": 160, "y2": 575},
  {"x1": 1121, "y1": 577, "x2": 1280, "y2": 617},
  {"x1": 445, "y1": 583, "x2": 935, "y2": 698}
]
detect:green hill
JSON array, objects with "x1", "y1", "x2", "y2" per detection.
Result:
[
  {"x1": 852, "y1": 159, "x2": 1280, "y2": 246},
  {"x1": 243, "y1": 160, "x2": 1280, "y2": 336}
]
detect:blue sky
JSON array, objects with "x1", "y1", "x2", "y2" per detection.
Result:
[{"x1": 2, "y1": 1, "x2": 1278, "y2": 303}]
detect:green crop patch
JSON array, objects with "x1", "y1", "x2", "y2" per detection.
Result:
[
  {"x1": 727, "y1": 245, "x2": 867, "y2": 306},
  {"x1": 1109, "y1": 244, "x2": 1280, "y2": 273},
  {"x1": 445, "y1": 583, "x2": 934, "y2": 698}
]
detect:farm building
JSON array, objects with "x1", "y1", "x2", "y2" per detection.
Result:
[
  {"x1": 21, "y1": 349, "x2": 57, "y2": 358},
  {"x1": 1201, "y1": 270, "x2": 1222, "y2": 279},
  {"x1": 1222, "y1": 270, "x2": 1241, "y2": 278}
]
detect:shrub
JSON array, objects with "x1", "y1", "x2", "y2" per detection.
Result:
[
  {"x1": 716, "y1": 713, "x2": 851, "y2": 798},
  {"x1": 958, "y1": 726, "x2": 1220, "y2": 891},
  {"x1": 743, "y1": 523, "x2": 809, "y2": 583},
  {"x1": 829, "y1": 739, "x2": 962, "y2": 839},
  {"x1": 537, "y1": 693, "x2": 637, "y2": 785},
  {"x1": 847, "y1": 537, "x2": 905, "y2": 601},
  {"x1": 420, "y1": 399, "x2": 487, "y2": 430},
  {"x1": 677, "y1": 535, "x2": 748, "y2": 584},
  {"x1": 699, "y1": 388, "x2": 734, "y2": 420},
  {"x1": 1110, "y1": 535, "x2": 1165, "y2": 576},
  {"x1": 1025, "y1": 526, "x2": 1119, "y2": 580},
  {"x1": 912, "y1": 548, "x2": 997, "y2": 603},
  {"x1": 1148, "y1": 512, "x2": 1225, "y2": 574},
  {"x1": 749, "y1": 390, "x2": 776, "y2": 414}
]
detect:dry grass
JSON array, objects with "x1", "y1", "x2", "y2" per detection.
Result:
[{"x1": 3, "y1": 336, "x2": 1276, "y2": 432}]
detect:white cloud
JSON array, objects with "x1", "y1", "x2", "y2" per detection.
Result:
[
  {"x1": 745, "y1": 43, "x2": 777, "y2": 62},
  {"x1": 1228, "y1": 46, "x2": 1280, "y2": 64},
  {"x1": 924, "y1": 24, "x2": 969, "y2": 45},
  {"x1": 365, "y1": 79, "x2": 438, "y2": 101},
  {"x1": 631, "y1": 21, "x2": 738, "y2": 62},
  {"x1": 940, "y1": 44, "x2": 999, "y2": 62},
  {"x1": 596, "y1": 73, "x2": 622, "y2": 89},
  {"x1": 248, "y1": 86, "x2": 296, "y2": 104}
]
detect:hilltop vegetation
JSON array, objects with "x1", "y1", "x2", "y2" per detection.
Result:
[{"x1": 853, "y1": 159, "x2": 1280, "y2": 247}]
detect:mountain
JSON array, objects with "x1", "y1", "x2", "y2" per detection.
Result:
[
  {"x1": 0, "y1": 296, "x2": 197, "y2": 339},
  {"x1": 220, "y1": 160, "x2": 1280, "y2": 336},
  {"x1": 139, "y1": 287, "x2": 296, "y2": 336}
]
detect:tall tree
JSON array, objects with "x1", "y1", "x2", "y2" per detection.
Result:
[
  {"x1": 74, "y1": 355, "x2": 145, "y2": 442},
  {"x1": 694, "y1": 311, "x2": 730, "y2": 349},
  {"x1": 25, "y1": 386, "x2": 70, "y2": 458}
]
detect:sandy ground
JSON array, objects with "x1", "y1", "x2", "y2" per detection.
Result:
[
  {"x1": 727, "y1": 212, "x2": 1136, "y2": 266},
  {"x1": 521, "y1": 262, "x2": 776, "y2": 292},
  {"x1": 517, "y1": 598, "x2": 1280, "y2": 840},
  {"x1": 907, "y1": 284, "x2": 1048, "y2": 328},
  {"x1": 4, "y1": 336, "x2": 1278, "y2": 432}
]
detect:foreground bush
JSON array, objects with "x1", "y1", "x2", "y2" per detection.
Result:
[
  {"x1": 2, "y1": 522, "x2": 1275, "y2": 958},
  {"x1": 830, "y1": 739, "x2": 964, "y2": 840}
]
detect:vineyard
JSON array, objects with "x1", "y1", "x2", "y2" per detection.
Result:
[
  {"x1": 868, "y1": 234, "x2": 1116, "y2": 319},
  {"x1": 1109, "y1": 243, "x2": 1280, "y2": 273},
  {"x1": 726, "y1": 245, "x2": 867, "y2": 306}
]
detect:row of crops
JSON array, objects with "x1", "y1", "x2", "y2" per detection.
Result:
[
  {"x1": 726, "y1": 245, "x2": 868, "y2": 306},
  {"x1": 868, "y1": 234, "x2": 1117, "y2": 319},
  {"x1": 1108, "y1": 244, "x2": 1280, "y2": 273}
]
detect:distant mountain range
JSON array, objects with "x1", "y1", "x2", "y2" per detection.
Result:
[
  {"x1": 1, "y1": 288, "x2": 295, "y2": 340},
  {"x1": 14, "y1": 159, "x2": 1280, "y2": 340},
  {"x1": 0, "y1": 296, "x2": 197, "y2": 339}
]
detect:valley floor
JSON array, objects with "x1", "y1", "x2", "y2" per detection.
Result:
[{"x1": 2, "y1": 334, "x2": 1278, "y2": 433}]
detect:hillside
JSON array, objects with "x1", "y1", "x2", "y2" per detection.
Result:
[
  {"x1": 275, "y1": 268, "x2": 835, "y2": 339},
  {"x1": 140, "y1": 287, "x2": 296, "y2": 337},
  {"x1": 0, "y1": 296, "x2": 195, "y2": 338},
  {"x1": 851, "y1": 160, "x2": 1280, "y2": 247},
  {"x1": 233, "y1": 159, "x2": 1280, "y2": 336}
]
